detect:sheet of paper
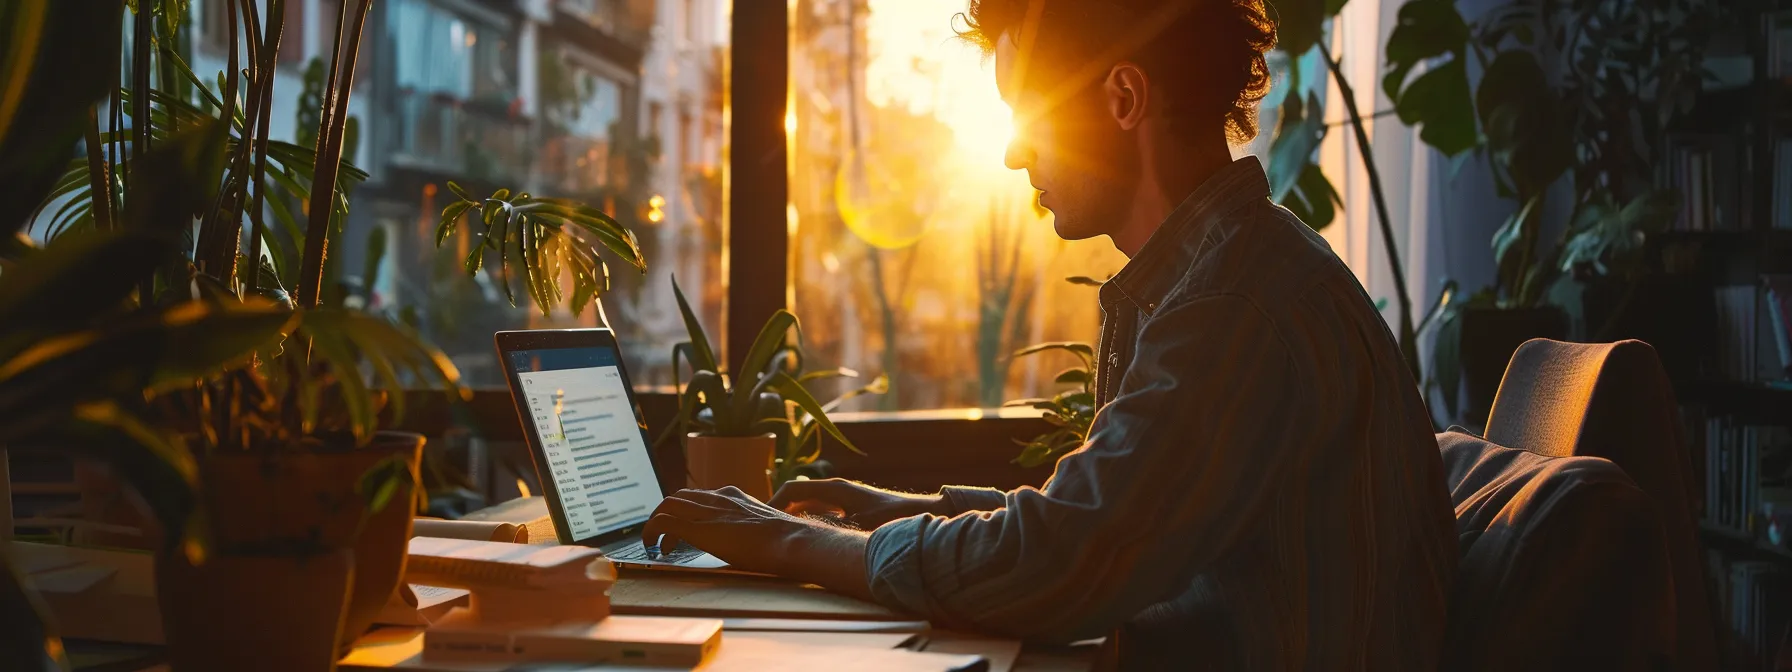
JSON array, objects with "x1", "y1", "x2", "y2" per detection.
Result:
[
  {"x1": 720, "y1": 617, "x2": 930, "y2": 633},
  {"x1": 727, "y1": 631, "x2": 919, "y2": 650},
  {"x1": 413, "y1": 519, "x2": 528, "y2": 543},
  {"x1": 922, "y1": 631, "x2": 1022, "y2": 672},
  {"x1": 410, "y1": 584, "x2": 472, "y2": 609},
  {"x1": 29, "y1": 565, "x2": 117, "y2": 594}
]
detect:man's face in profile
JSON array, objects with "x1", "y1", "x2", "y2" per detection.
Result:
[{"x1": 993, "y1": 30, "x2": 1135, "y2": 242}]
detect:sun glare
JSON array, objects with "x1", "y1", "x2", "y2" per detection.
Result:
[{"x1": 865, "y1": 0, "x2": 1016, "y2": 169}]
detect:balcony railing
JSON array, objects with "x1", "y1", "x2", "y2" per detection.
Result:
[{"x1": 389, "y1": 90, "x2": 535, "y2": 182}]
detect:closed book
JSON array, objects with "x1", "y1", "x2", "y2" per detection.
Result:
[{"x1": 422, "y1": 612, "x2": 722, "y2": 666}]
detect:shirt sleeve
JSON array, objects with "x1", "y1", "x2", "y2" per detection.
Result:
[
  {"x1": 938, "y1": 485, "x2": 1007, "y2": 515},
  {"x1": 863, "y1": 295, "x2": 1310, "y2": 641}
]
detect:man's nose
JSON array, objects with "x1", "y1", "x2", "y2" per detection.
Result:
[{"x1": 1004, "y1": 135, "x2": 1035, "y2": 171}]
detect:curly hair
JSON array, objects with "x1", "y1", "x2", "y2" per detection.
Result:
[{"x1": 955, "y1": 0, "x2": 1276, "y2": 143}]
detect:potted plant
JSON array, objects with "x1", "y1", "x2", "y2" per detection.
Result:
[
  {"x1": 1005, "y1": 341, "x2": 1096, "y2": 468},
  {"x1": 3, "y1": 2, "x2": 645, "y2": 668},
  {"x1": 1384, "y1": 0, "x2": 1722, "y2": 425},
  {"x1": 656, "y1": 279, "x2": 880, "y2": 500}
]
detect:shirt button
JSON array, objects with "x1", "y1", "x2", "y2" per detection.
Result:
[{"x1": 1109, "y1": 353, "x2": 1121, "y2": 368}]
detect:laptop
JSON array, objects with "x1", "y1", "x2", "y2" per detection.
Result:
[{"x1": 495, "y1": 328, "x2": 729, "y2": 571}]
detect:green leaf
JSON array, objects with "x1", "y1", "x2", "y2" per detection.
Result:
[
  {"x1": 1491, "y1": 194, "x2": 1541, "y2": 286},
  {"x1": 0, "y1": 1, "x2": 124, "y2": 239},
  {"x1": 1267, "y1": 92, "x2": 1322, "y2": 203},
  {"x1": 1392, "y1": 59, "x2": 1477, "y2": 157},
  {"x1": 818, "y1": 373, "x2": 888, "y2": 415},
  {"x1": 1053, "y1": 368, "x2": 1090, "y2": 386},
  {"x1": 1285, "y1": 161, "x2": 1341, "y2": 231},
  {"x1": 671, "y1": 276, "x2": 719, "y2": 373},
  {"x1": 0, "y1": 300, "x2": 295, "y2": 444},
  {"x1": 0, "y1": 229, "x2": 171, "y2": 341},
  {"x1": 447, "y1": 180, "x2": 473, "y2": 202},
  {"x1": 798, "y1": 367, "x2": 859, "y2": 383},
  {"x1": 1382, "y1": 0, "x2": 1469, "y2": 101},
  {"x1": 361, "y1": 226, "x2": 387, "y2": 303},
  {"x1": 1269, "y1": 0, "x2": 1337, "y2": 57},
  {"x1": 734, "y1": 310, "x2": 799, "y2": 405},
  {"x1": 1382, "y1": 0, "x2": 1475, "y2": 157},
  {"x1": 435, "y1": 200, "x2": 471, "y2": 247},
  {"x1": 768, "y1": 371, "x2": 861, "y2": 455},
  {"x1": 357, "y1": 454, "x2": 415, "y2": 515},
  {"x1": 1011, "y1": 342, "x2": 1095, "y2": 371},
  {"x1": 1064, "y1": 275, "x2": 1106, "y2": 287},
  {"x1": 1475, "y1": 50, "x2": 1569, "y2": 194}
]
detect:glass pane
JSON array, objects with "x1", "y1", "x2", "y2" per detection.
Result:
[
  {"x1": 790, "y1": 0, "x2": 1125, "y2": 411},
  {"x1": 363, "y1": 0, "x2": 728, "y2": 389}
]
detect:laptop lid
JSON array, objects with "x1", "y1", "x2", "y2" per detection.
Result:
[{"x1": 495, "y1": 329, "x2": 666, "y2": 548}]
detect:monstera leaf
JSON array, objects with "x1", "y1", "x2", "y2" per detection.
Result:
[
  {"x1": 1383, "y1": 0, "x2": 1477, "y2": 157},
  {"x1": 1268, "y1": 0, "x2": 1348, "y2": 58},
  {"x1": 1475, "y1": 50, "x2": 1571, "y2": 197},
  {"x1": 1267, "y1": 91, "x2": 1341, "y2": 231}
]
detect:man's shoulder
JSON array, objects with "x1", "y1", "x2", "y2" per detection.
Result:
[{"x1": 1163, "y1": 197, "x2": 1353, "y2": 316}]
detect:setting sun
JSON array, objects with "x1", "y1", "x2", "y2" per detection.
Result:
[{"x1": 864, "y1": 0, "x2": 1017, "y2": 168}]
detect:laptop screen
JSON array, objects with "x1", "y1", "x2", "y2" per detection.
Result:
[{"x1": 506, "y1": 346, "x2": 663, "y2": 544}]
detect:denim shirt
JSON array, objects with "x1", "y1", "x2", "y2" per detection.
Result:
[{"x1": 863, "y1": 157, "x2": 1457, "y2": 670}]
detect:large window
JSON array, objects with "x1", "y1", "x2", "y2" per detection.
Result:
[
  {"x1": 366, "y1": 0, "x2": 726, "y2": 389},
  {"x1": 788, "y1": 0, "x2": 1124, "y2": 411}
]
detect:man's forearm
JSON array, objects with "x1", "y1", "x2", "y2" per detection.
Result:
[{"x1": 787, "y1": 525, "x2": 875, "y2": 603}]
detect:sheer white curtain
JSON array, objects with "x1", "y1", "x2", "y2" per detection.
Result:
[{"x1": 1312, "y1": 0, "x2": 1510, "y2": 395}]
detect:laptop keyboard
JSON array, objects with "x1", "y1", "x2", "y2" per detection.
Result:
[{"x1": 609, "y1": 541, "x2": 705, "y2": 564}]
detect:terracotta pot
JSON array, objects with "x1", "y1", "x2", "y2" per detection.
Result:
[
  {"x1": 197, "y1": 431, "x2": 424, "y2": 649},
  {"x1": 157, "y1": 548, "x2": 353, "y2": 671},
  {"x1": 684, "y1": 433, "x2": 775, "y2": 501}
]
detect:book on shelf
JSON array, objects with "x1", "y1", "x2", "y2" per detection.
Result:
[
  {"x1": 1714, "y1": 286, "x2": 1760, "y2": 382},
  {"x1": 1765, "y1": 276, "x2": 1792, "y2": 381},
  {"x1": 1770, "y1": 11, "x2": 1792, "y2": 79},
  {"x1": 1664, "y1": 135, "x2": 1742, "y2": 232},
  {"x1": 1777, "y1": 138, "x2": 1792, "y2": 231},
  {"x1": 1698, "y1": 417, "x2": 1789, "y2": 538}
]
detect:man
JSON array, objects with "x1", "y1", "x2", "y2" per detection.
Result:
[{"x1": 642, "y1": 0, "x2": 1457, "y2": 668}]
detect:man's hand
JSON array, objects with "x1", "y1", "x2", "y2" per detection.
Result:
[
  {"x1": 642, "y1": 486, "x2": 874, "y2": 601},
  {"x1": 768, "y1": 478, "x2": 950, "y2": 529}
]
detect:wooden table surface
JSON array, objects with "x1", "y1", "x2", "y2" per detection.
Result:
[{"x1": 453, "y1": 497, "x2": 1100, "y2": 671}]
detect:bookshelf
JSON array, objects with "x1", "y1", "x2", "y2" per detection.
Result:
[{"x1": 1646, "y1": 6, "x2": 1792, "y2": 670}]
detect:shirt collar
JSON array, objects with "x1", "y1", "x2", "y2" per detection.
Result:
[{"x1": 1102, "y1": 156, "x2": 1272, "y2": 315}]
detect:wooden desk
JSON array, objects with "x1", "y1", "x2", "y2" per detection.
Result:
[{"x1": 436, "y1": 498, "x2": 1101, "y2": 671}]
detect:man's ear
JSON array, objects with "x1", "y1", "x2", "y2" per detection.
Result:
[{"x1": 1104, "y1": 62, "x2": 1150, "y2": 131}]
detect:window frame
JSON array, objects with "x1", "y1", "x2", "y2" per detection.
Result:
[
  {"x1": 720, "y1": 4, "x2": 1049, "y2": 483},
  {"x1": 397, "y1": 3, "x2": 1058, "y2": 491}
]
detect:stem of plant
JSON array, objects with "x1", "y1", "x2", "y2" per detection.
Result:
[{"x1": 1320, "y1": 42, "x2": 1420, "y2": 382}]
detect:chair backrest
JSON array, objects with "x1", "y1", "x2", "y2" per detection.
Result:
[
  {"x1": 1484, "y1": 339, "x2": 1718, "y2": 671},
  {"x1": 1438, "y1": 431, "x2": 1676, "y2": 671}
]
